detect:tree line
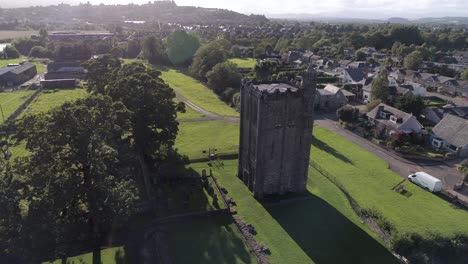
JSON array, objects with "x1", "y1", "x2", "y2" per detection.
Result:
[{"x1": 0, "y1": 55, "x2": 184, "y2": 263}]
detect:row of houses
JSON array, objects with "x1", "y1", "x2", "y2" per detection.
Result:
[{"x1": 367, "y1": 103, "x2": 468, "y2": 158}]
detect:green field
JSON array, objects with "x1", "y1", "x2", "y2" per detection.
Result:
[
  {"x1": 0, "y1": 58, "x2": 24, "y2": 68},
  {"x1": 0, "y1": 31, "x2": 36, "y2": 40},
  {"x1": 0, "y1": 58, "x2": 46, "y2": 74},
  {"x1": 21, "y1": 89, "x2": 88, "y2": 116},
  {"x1": 174, "y1": 120, "x2": 468, "y2": 263},
  {"x1": 159, "y1": 69, "x2": 239, "y2": 117},
  {"x1": 43, "y1": 247, "x2": 125, "y2": 264},
  {"x1": 311, "y1": 127, "x2": 468, "y2": 237},
  {"x1": 165, "y1": 215, "x2": 255, "y2": 264},
  {"x1": 176, "y1": 121, "x2": 239, "y2": 160},
  {"x1": 0, "y1": 90, "x2": 34, "y2": 123},
  {"x1": 189, "y1": 160, "x2": 397, "y2": 264},
  {"x1": 229, "y1": 58, "x2": 257, "y2": 68}
]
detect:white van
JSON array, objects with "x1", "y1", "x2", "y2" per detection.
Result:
[{"x1": 407, "y1": 172, "x2": 442, "y2": 192}]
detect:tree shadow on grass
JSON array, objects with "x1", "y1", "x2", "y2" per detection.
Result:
[
  {"x1": 164, "y1": 214, "x2": 253, "y2": 264},
  {"x1": 312, "y1": 137, "x2": 354, "y2": 164},
  {"x1": 264, "y1": 192, "x2": 399, "y2": 264}
]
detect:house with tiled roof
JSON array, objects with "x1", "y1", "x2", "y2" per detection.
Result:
[
  {"x1": 431, "y1": 114, "x2": 468, "y2": 157},
  {"x1": 367, "y1": 103, "x2": 424, "y2": 137}
]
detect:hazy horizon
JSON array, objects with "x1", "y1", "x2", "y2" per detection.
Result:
[{"x1": 1, "y1": 0, "x2": 468, "y2": 19}]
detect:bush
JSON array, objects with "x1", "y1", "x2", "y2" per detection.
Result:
[
  {"x1": 367, "y1": 99, "x2": 382, "y2": 112},
  {"x1": 29, "y1": 46, "x2": 52, "y2": 58},
  {"x1": 393, "y1": 233, "x2": 468, "y2": 264},
  {"x1": 336, "y1": 105, "x2": 359, "y2": 123}
]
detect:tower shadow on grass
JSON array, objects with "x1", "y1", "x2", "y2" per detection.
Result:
[
  {"x1": 263, "y1": 192, "x2": 399, "y2": 264},
  {"x1": 312, "y1": 138, "x2": 353, "y2": 164}
]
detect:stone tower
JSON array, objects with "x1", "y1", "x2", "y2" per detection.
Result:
[{"x1": 238, "y1": 65, "x2": 317, "y2": 198}]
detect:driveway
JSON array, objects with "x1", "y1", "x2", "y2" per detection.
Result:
[{"x1": 314, "y1": 113, "x2": 465, "y2": 196}]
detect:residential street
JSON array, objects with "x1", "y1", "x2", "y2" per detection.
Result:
[{"x1": 314, "y1": 113, "x2": 467, "y2": 201}]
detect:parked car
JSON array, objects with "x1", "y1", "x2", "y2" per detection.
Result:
[{"x1": 408, "y1": 172, "x2": 442, "y2": 192}]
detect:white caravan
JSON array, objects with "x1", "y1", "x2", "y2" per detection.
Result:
[{"x1": 408, "y1": 172, "x2": 442, "y2": 192}]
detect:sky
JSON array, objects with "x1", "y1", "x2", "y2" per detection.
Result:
[{"x1": 2, "y1": 0, "x2": 468, "y2": 19}]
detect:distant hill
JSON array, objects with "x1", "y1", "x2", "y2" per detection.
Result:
[
  {"x1": 268, "y1": 13, "x2": 468, "y2": 25},
  {"x1": 0, "y1": 2, "x2": 268, "y2": 25}
]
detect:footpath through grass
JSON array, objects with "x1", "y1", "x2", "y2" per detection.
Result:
[
  {"x1": 229, "y1": 58, "x2": 257, "y2": 68},
  {"x1": 0, "y1": 90, "x2": 34, "y2": 123},
  {"x1": 159, "y1": 68, "x2": 239, "y2": 117},
  {"x1": 21, "y1": 89, "x2": 88, "y2": 117},
  {"x1": 311, "y1": 127, "x2": 468, "y2": 237}
]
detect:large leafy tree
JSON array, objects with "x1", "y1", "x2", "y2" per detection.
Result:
[
  {"x1": 404, "y1": 51, "x2": 423, "y2": 70},
  {"x1": 371, "y1": 69, "x2": 389, "y2": 102},
  {"x1": 107, "y1": 63, "x2": 183, "y2": 199},
  {"x1": 394, "y1": 95, "x2": 425, "y2": 118},
  {"x1": 15, "y1": 95, "x2": 139, "y2": 262},
  {"x1": 2, "y1": 45, "x2": 20, "y2": 59},
  {"x1": 141, "y1": 36, "x2": 166, "y2": 64},
  {"x1": 189, "y1": 39, "x2": 230, "y2": 80},
  {"x1": 82, "y1": 54, "x2": 122, "y2": 94},
  {"x1": 206, "y1": 61, "x2": 241, "y2": 96},
  {"x1": 0, "y1": 138, "x2": 23, "y2": 263},
  {"x1": 165, "y1": 30, "x2": 200, "y2": 65}
]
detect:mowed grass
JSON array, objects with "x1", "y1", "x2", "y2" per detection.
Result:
[
  {"x1": 165, "y1": 214, "x2": 256, "y2": 264},
  {"x1": 176, "y1": 121, "x2": 239, "y2": 160},
  {"x1": 159, "y1": 69, "x2": 239, "y2": 117},
  {"x1": 0, "y1": 90, "x2": 34, "y2": 123},
  {"x1": 175, "y1": 99, "x2": 205, "y2": 119},
  {"x1": 42, "y1": 246, "x2": 125, "y2": 264},
  {"x1": 311, "y1": 127, "x2": 468, "y2": 237},
  {"x1": 0, "y1": 58, "x2": 45, "y2": 74},
  {"x1": 21, "y1": 89, "x2": 88, "y2": 116},
  {"x1": 0, "y1": 58, "x2": 24, "y2": 67},
  {"x1": 189, "y1": 160, "x2": 397, "y2": 264},
  {"x1": 229, "y1": 58, "x2": 257, "y2": 68},
  {"x1": 177, "y1": 121, "x2": 396, "y2": 263}
]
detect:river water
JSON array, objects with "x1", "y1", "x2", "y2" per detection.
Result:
[{"x1": 0, "y1": 43, "x2": 10, "y2": 52}]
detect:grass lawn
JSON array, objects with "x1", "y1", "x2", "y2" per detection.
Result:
[
  {"x1": 229, "y1": 58, "x2": 257, "y2": 69},
  {"x1": 188, "y1": 160, "x2": 397, "y2": 264},
  {"x1": 0, "y1": 90, "x2": 34, "y2": 123},
  {"x1": 165, "y1": 214, "x2": 256, "y2": 264},
  {"x1": 176, "y1": 121, "x2": 239, "y2": 160},
  {"x1": 0, "y1": 58, "x2": 46, "y2": 74},
  {"x1": 21, "y1": 89, "x2": 88, "y2": 117},
  {"x1": 0, "y1": 58, "x2": 24, "y2": 67},
  {"x1": 42, "y1": 246, "x2": 126, "y2": 264},
  {"x1": 159, "y1": 68, "x2": 239, "y2": 117},
  {"x1": 311, "y1": 127, "x2": 468, "y2": 237}
]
